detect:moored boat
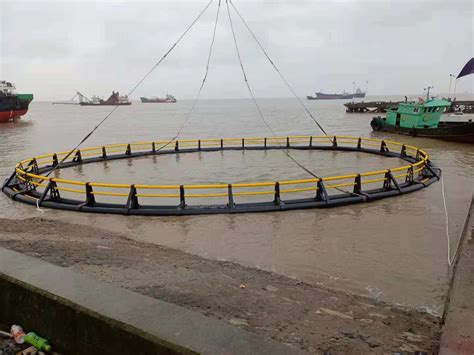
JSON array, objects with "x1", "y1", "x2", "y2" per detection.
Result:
[
  {"x1": 140, "y1": 94, "x2": 177, "y2": 103},
  {"x1": 0, "y1": 81, "x2": 34, "y2": 123},
  {"x1": 370, "y1": 88, "x2": 474, "y2": 143}
]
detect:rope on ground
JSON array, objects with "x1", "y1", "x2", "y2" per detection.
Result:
[
  {"x1": 36, "y1": 198, "x2": 44, "y2": 213},
  {"x1": 45, "y1": 0, "x2": 215, "y2": 177},
  {"x1": 442, "y1": 174, "x2": 461, "y2": 267}
]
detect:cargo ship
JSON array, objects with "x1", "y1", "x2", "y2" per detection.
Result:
[
  {"x1": 79, "y1": 91, "x2": 131, "y2": 106},
  {"x1": 307, "y1": 87, "x2": 365, "y2": 100},
  {"x1": 0, "y1": 81, "x2": 34, "y2": 123},
  {"x1": 140, "y1": 94, "x2": 177, "y2": 103}
]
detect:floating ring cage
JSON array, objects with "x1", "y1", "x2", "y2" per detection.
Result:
[{"x1": 1, "y1": 135, "x2": 440, "y2": 215}]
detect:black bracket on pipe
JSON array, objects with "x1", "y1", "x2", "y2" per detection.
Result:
[
  {"x1": 353, "y1": 174, "x2": 362, "y2": 194},
  {"x1": 179, "y1": 185, "x2": 186, "y2": 209},
  {"x1": 400, "y1": 145, "x2": 407, "y2": 158},
  {"x1": 27, "y1": 159, "x2": 39, "y2": 174},
  {"x1": 264, "y1": 137, "x2": 267, "y2": 148},
  {"x1": 286, "y1": 137, "x2": 290, "y2": 148},
  {"x1": 175, "y1": 141, "x2": 179, "y2": 152},
  {"x1": 380, "y1": 140, "x2": 389, "y2": 153},
  {"x1": 127, "y1": 185, "x2": 139, "y2": 210},
  {"x1": 384, "y1": 170, "x2": 402, "y2": 194},
  {"x1": 126, "y1": 144, "x2": 131, "y2": 155},
  {"x1": 316, "y1": 180, "x2": 329, "y2": 203},
  {"x1": 274, "y1": 182, "x2": 284, "y2": 207},
  {"x1": 102, "y1": 146, "x2": 107, "y2": 159},
  {"x1": 406, "y1": 166, "x2": 414, "y2": 183},
  {"x1": 424, "y1": 161, "x2": 441, "y2": 180},
  {"x1": 357, "y1": 137, "x2": 362, "y2": 150},
  {"x1": 84, "y1": 183, "x2": 96, "y2": 206},
  {"x1": 309, "y1": 136, "x2": 313, "y2": 147},
  {"x1": 332, "y1": 136, "x2": 337, "y2": 148},
  {"x1": 2, "y1": 172, "x2": 17, "y2": 192},
  {"x1": 152, "y1": 142, "x2": 156, "y2": 153},
  {"x1": 73, "y1": 150, "x2": 82, "y2": 163},
  {"x1": 24, "y1": 174, "x2": 36, "y2": 192},
  {"x1": 52, "y1": 154, "x2": 59, "y2": 167},
  {"x1": 227, "y1": 184, "x2": 235, "y2": 209},
  {"x1": 38, "y1": 180, "x2": 60, "y2": 206}
]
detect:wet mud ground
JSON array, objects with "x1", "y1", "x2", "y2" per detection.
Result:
[{"x1": 0, "y1": 217, "x2": 441, "y2": 353}]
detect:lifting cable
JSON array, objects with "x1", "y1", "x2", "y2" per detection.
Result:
[
  {"x1": 226, "y1": 0, "x2": 368, "y2": 200},
  {"x1": 229, "y1": 0, "x2": 329, "y2": 137},
  {"x1": 45, "y1": 0, "x2": 215, "y2": 177},
  {"x1": 225, "y1": 0, "x2": 322, "y2": 180},
  {"x1": 163, "y1": 0, "x2": 222, "y2": 144}
]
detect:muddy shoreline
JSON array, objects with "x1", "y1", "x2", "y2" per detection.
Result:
[{"x1": 0, "y1": 217, "x2": 440, "y2": 353}]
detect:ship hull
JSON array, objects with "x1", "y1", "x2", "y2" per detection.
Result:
[
  {"x1": 307, "y1": 93, "x2": 354, "y2": 100},
  {"x1": 371, "y1": 117, "x2": 474, "y2": 144},
  {"x1": 140, "y1": 97, "x2": 176, "y2": 103},
  {"x1": 141, "y1": 100, "x2": 176, "y2": 103},
  {"x1": 0, "y1": 94, "x2": 33, "y2": 123},
  {"x1": 0, "y1": 109, "x2": 28, "y2": 123}
]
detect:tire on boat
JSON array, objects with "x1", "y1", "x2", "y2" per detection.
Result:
[{"x1": 370, "y1": 117, "x2": 382, "y2": 131}]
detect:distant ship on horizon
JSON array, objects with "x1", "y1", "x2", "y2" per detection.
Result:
[
  {"x1": 140, "y1": 94, "x2": 177, "y2": 103},
  {"x1": 307, "y1": 87, "x2": 366, "y2": 100}
]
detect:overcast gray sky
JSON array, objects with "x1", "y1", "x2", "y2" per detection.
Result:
[{"x1": 1, "y1": 0, "x2": 473, "y2": 100}]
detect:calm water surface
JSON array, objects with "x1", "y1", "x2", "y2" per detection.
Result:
[{"x1": 1, "y1": 97, "x2": 473, "y2": 314}]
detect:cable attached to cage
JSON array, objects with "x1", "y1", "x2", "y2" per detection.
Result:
[
  {"x1": 226, "y1": 0, "x2": 370, "y2": 201},
  {"x1": 45, "y1": 0, "x2": 215, "y2": 177},
  {"x1": 225, "y1": 0, "x2": 321, "y2": 180},
  {"x1": 229, "y1": 0, "x2": 329, "y2": 138},
  {"x1": 159, "y1": 0, "x2": 222, "y2": 149}
]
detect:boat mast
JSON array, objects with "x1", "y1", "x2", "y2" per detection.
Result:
[
  {"x1": 448, "y1": 74, "x2": 455, "y2": 99},
  {"x1": 424, "y1": 86, "x2": 433, "y2": 101}
]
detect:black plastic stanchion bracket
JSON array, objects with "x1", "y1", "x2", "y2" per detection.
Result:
[
  {"x1": 316, "y1": 180, "x2": 329, "y2": 203},
  {"x1": 84, "y1": 183, "x2": 96, "y2": 206},
  {"x1": 227, "y1": 184, "x2": 235, "y2": 209},
  {"x1": 179, "y1": 185, "x2": 186, "y2": 209},
  {"x1": 127, "y1": 185, "x2": 139, "y2": 210}
]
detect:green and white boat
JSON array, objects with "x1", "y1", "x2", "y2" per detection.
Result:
[{"x1": 371, "y1": 88, "x2": 474, "y2": 144}]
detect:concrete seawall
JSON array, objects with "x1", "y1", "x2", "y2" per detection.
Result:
[
  {"x1": 0, "y1": 248, "x2": 299, "y2": 354},
  {"x1": 440, "y1": 196, "x2": 474, "y2": 354}
]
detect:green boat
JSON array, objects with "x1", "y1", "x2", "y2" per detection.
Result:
[{"x1": 371, "y1": 90, "x2": 474, "y2": 144}]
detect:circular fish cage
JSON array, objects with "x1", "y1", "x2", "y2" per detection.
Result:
[{"x1": 1, "y1": 135, "x2": 440, "y2": 216}]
